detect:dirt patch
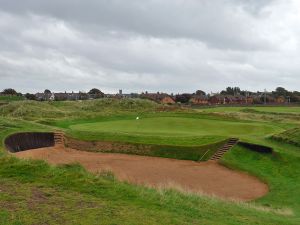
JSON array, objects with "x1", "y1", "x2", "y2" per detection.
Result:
[
  {"x1": 27, "y1": 188, "x2": 49, "y2": 210},
  {"x1": 14, "y1": 147, "x2": 268, "y2": 201}
]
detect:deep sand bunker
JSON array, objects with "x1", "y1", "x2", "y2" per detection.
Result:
[{"x1": 14, "y1": 146, "x2": 268, "y2": 201}]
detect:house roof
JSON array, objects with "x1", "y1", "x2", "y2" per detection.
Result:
[
  {"x1": 141, "y1": 93, "x2": 173, "y2": 101},
  {"x1": 191, "y1": 95, "x2": 208, "y2": 100}
]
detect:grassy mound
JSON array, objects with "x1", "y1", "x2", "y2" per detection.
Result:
[
  {"x1": 271, "y1": 128, "x2": 300, "y2": 146},
  {"x1": 0, "y1": 98, "x2": 161, "y2": 121}
]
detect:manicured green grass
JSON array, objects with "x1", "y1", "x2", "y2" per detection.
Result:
[
  {"x1": 198, "y1": 106, "x2": 300, "y2": 114},
  {"x1": 69, "y1": 116, "x2": 284, "y2": 143}
]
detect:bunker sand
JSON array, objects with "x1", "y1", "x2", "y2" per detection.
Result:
[{"x1": 15, "y1": 147, "x2": 268, "y2": 201}]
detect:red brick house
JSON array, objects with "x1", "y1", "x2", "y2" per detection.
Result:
[
  {"x1": 275, "y1": 96, "x2": 285, "y2": 104},
  {"x1": 208, "y1": 95, "x2": 254, "y2": 105},
  {"x1": 161, "y1": 96, "x2": 176, "y2": 104},
  {"x1": 189, "y1": 95, "x2": 209, "y2": 105},
  {"x1": 209, "y1": 95, "x2": 227, "y2": 104},
  {"x1": 141, "y1": 93, "x2": 175, "y2": 104}
]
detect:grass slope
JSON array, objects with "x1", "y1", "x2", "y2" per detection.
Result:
[
  {"x1": 271, "y1": 128, "x2": 300, "y2": 146},
  {"x1": 0, "y1": 98, "x2": 160, "y2": 121},
  {"x1": 222, "y1": 142, "x2": 300, "y2": 217}
]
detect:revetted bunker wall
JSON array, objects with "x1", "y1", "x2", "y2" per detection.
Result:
[
  {"x1": 5, "y1": 132, "x2": 54, "y2": 153},
  {"x1": 65, "y1": 136, "x2": 226, "y2": 161},
  {"x1": 238, "y1": 142, "x2": 273, "y2": 154}
]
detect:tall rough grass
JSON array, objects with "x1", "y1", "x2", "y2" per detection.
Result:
[{"x1": 0, "y1": 98, "x2": 160, "y2": 121}]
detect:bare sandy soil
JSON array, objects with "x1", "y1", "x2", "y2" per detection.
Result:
[{"x1": 14, "y1": 147, "x2": 268, "y2": 201}]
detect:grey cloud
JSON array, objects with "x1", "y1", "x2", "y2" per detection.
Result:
[
  {"x1": 0, "y1": 0, "x2": 299, "y2": 93},
  {"x1": 0, "y1": 0, "x2": 274, "y2": 50}
]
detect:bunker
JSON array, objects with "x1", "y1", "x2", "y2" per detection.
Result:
[{"x1": 5, "y1": 132, "x2": 55, "y2": 153}]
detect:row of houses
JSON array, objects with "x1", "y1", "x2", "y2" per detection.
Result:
[
  {"x1": 35, "y1": 92, "x2": 106, "y2": 101},
  {"x1": 33, "y1": 91, "x2": 289, "y2": 105},
  {"x1": 141, "y1": 93, "x2": 289, "y2": 105}
]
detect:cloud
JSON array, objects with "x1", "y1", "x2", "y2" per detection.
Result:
[{"x1": 0, "y1": 0, "x2": 299, "y2": 93}]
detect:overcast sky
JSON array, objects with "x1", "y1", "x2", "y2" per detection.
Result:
[{"x1": 0, "y1": 0, "x2": 299, "y2": 94}]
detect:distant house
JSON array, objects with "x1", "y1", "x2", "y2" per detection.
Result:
[
  {"x1": 208, "y1": 94, "x2": 254, "y2": 105},
  {"x1": 35, "y1": 92, "x2": 85, "y2": 101},
  {"x1": 160, "y1": 95, "x2": 176, "y2": 104},
  {"x1": 275, "y1": 96, "x2": 286, "y2": 104},
  {"x1": 35, "y1": 92, "x2": 52, "y2": 101},
  {"x1": 246, "y1": 96, "x2": 254, "y2": 104},
  {"x1": 209, "y1": 95, "x2": 227, "y2": 105},
  {"x1": 49, "y1": 93, "x2": 55, "y2": 101},
  {"x1": 141, "y1": 93, "x2": 175, "y2": 104},
  {"x1": 54, "y1": 93, "x2": 69, "y2": 101},
  {"x1": 189, "y1": 95, "x2": 209, "y2": 105}
]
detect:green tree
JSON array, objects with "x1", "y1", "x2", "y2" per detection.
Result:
[
  {"x1": 2, "y1": 88, "x2": 18, "y2": 95},
  {"x1": 25, "y1": 93, "x2": 36, "y2": 100},
  {"x1": 195, "y1": 90, "x2": 206, "y2": 96},
  {"x1": 44, "y1": 89, "x2": 51, "y2": 94},
  {"x1": 88, "y1": 88, "x2": 104, "y2": 98}
]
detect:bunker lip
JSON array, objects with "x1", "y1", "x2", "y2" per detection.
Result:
[{"x1": 14, "y1": 146, "x2": 269, "y2": 201}]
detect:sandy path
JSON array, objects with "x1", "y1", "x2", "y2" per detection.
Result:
[{"x1": 14, "y1": 147, "x2": 268, "y2": 201}]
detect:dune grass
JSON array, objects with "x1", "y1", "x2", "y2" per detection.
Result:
[
  {"x1": 271, "y1": 128, "x2": 300, "y2": 146},
  {"x1": 0, "y1": 98, "x2": 160, "y2": 121}
]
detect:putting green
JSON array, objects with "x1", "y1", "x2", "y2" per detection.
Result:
[{"x1": 70, "y1": 117, "x2": 282, "y2": 139}]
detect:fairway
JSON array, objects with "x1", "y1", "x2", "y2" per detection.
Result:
[
  {"x1": 70, "y1": 117, "x2": 283, "y2": 139},
  {"x1": 197, "y1": 106, "x2": 300, "y2": 114}
]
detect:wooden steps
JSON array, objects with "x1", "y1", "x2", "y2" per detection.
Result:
[
  {"x1": 54, "y1": 132, "x2": 64, "y2": 147},
  {"x1": 210, "y1": 138, "x2": 239, "y2": 161}
]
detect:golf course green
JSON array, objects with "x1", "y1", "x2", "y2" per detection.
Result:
[{"x1": 70, "y1": 116, "x2": 283, "y2": 139}]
